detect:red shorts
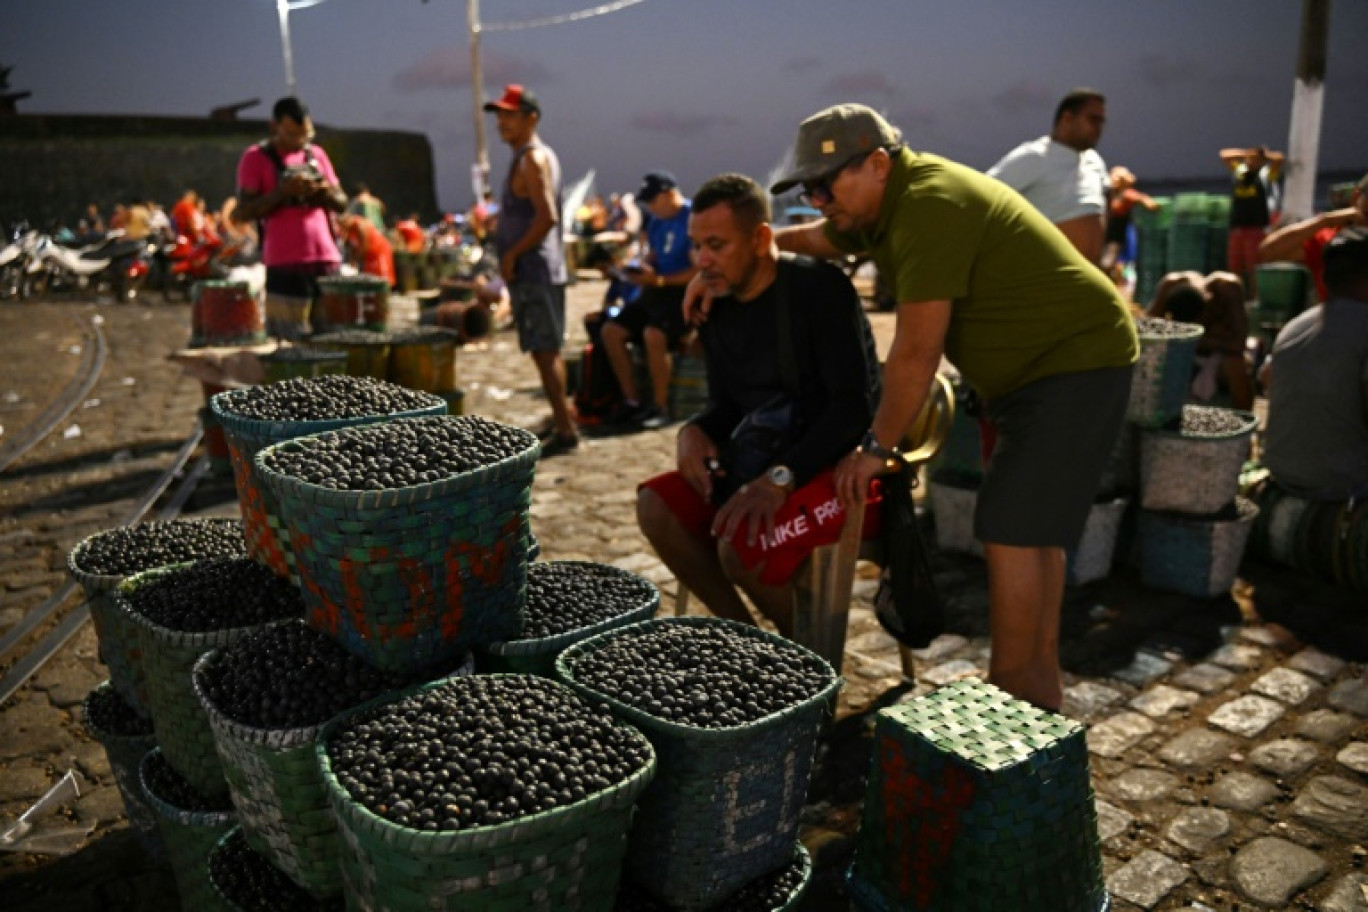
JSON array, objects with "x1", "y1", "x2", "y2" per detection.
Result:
[{"x1": 639, "y1": 468, "x2": 884, "y2": 586}]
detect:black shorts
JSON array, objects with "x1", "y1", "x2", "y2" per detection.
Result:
[
  {"x1": 974, "y1": 365, "x2": 1133, "y2": 549},
  {"x1": 264, "y1": 261, "x2": 339, "y2": 299},
  {"x1": 610, "y1": 285, "x2": 688, "y2": 350}
]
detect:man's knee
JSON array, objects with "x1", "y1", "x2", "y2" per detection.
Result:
[
  {"x1": 637, "y1": 488, "x2": 675, "y2": 542},
  {"x1": 643, "y1": 325, "x2": 670, "y2": 353}
]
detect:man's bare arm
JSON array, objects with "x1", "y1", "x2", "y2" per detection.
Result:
[{"x1": 773, "y1": 221, "x2": 844, "y2": 260}]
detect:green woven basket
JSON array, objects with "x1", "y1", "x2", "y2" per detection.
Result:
[
  {"x1": 208, "y1": 826, "x2": 346, "y2": 912},
  {"x1": 614, "y1": 841, "x2": 812, "y2": 911},
  {"x1": 1126, "y1": 319, "x2": 1204, "y2": 429},
  {"x1": 555, "y1": 617, "x2": 841, "y2": 912},
  {"x1": 211, "y1": 391, "x2": 447, "y2": 582},
  {"x1": 192, "y1": 639, "x2": 476, "y2": 899},
  {"x1": 316, "y1": 675, "x2": 657, "y2": 912},
  {"x1": 82, "y1": 680, "x2": 164, "y2": 859},
  {"x1": 483, "y1": 562, "x2": 661, "y2": 677},
  {"x1": 1139, "y1": 497, "x2": 1260, "y2": 599},
  {"x1": 846, "y1": 678, "x2": 1108, "y2": 912},
  {"x1": 254, "y1": 416, "x2": 539, "y2": 675},
  {"x1": 307, "y1": 331, "x2": 393, "y2": 380},
  {"x1": 139, "y1": 747, "x2": 237, "y2": 912},
  {"x1": 119, "y1": 563, "x2": 296, "y2": 799}
]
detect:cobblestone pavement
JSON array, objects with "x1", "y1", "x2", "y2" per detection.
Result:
[{"x1": 0, "y1": 285, "x2": 1365, "y2": 912}]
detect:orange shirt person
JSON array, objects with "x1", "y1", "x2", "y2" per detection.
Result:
[{"x1": 340, "y1": 214, "x2": 395, "y2": 286}]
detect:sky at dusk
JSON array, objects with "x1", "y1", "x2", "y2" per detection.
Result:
[{"x1": 5, "y1": 0, "x2": 1367, "y2": 212}]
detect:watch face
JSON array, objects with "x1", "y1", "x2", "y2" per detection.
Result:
[{"x1": 768, "y1": 466, "x2": 795, "y2": 488}]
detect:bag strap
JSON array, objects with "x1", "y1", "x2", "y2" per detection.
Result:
[{"x1": 774, "y1": 255, "x2": 800, "y2": 397}]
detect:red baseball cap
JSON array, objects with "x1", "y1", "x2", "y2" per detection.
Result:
[{"x1": 483, "y1": 84, "x2": 540, "y2": 116}]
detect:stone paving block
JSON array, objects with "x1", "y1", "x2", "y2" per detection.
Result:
[
  {"x1": 1106, "y1": 848, "x2": 1189, "y2": 909},
  {"x1": 1209, "y1": 770, "x2": 1279, "y2": 812},
  {"x1": 1129, "y1": 684, "x2": 1200, "y2": 718},
  {"x1": 1319, "y1": 872, "x2": 1368, "y2": 912},
  {"x1": 1297, "y1": 708, "x2": 1360, "y2": 743},
  {"x1": 0, "y1": 694, "x2": 72, "y2": 761},
  {"x1": 1337, "y1": 742, "x2": 1368, "y2": 775},
  {"x1": 1239, "y1": 624, "x2": 1286, "y2": 646},
  {"x1": 1095, "y1": 797, "x2": 1134, "y2": 842},
  {"x1": 1231, "y1": 836, "x2": 1327, "y2": 907},
  {"x1": 1291, "y1": 776, "x2": 1368, "y2": 841},
  {"x1": 1208, "y1": 643, "x2": 1264, "y2": 671},
  {"x1": 1208, "y1": 694, "x2": 1285, "y2": 738},
  {"x1": 1288, "y1": 647, "x2": 1347, "y2": 680},
  {"x1": 918, "y1": 658, "x2": 980, "y2": 687},
  {"x1": 1171, "y1": 662, "x2": 1237, "y2": 694},
  {"x1": 1111, "y1": 650, "x2": 1173, "y2": 688},
  {"x1": 1107, "y1": 767, "x2": 1181, "y2": 803},
  {"x1": 1088, "y1": 711, "x2": 1156, "y2": 758},
  {"x1": 1064, "y1": 679, "x2": 1126, "y2": 720},
  {"x1": 1164, "y1": 806, "x2": 1231, "y2": 854},
  {"x1": 1248, "y1": 738, "x2": 1320, "y2": 778},
  {"x1": 1251, "y1": 667, "x2": 1321, "y2": 705},
  {"x1": 1158, "y1": 728, "x2": 1238, "y2": 770},
  {"x1": 1330, "y1": 679, "x2": 1368, "y2": 718},
  {"x1": 907, "y1": 632, "x2": 967, "y2": 662}
]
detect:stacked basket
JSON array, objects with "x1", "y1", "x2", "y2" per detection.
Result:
[
  {"x1": 1166, "y1": 193, "x2": 1214, "y2": 273},
  {"x1": 1131, "y1": 197, "x2": 1172, "y2": 305}
]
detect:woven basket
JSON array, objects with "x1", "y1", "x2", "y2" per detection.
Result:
[
  {"x1": 192, "y1": 639, "x2": 475, "y2": 899},
  {"x1": 1138, "y1": 497, "x2": 1259, "y2": 599},
  {"x1": 556, "y1": 617, "x2": 840, "y2": 912},
  {"x1": 81, "y1": 681, "x2": 164, "y2": 859},
  {"x1": 928, "y1": 474, "x2": 983, "y2": 558},
  {"x1": 1068, "y1": 498, "x2": 1129, "y2": 586},
  {"x1": 258, "y1": 348, "x2": 349, "y2": 384},
  {"x1": 846, "y1": 678, "x2": 1107, "y2": 912},
  {"x1": 615, "y1": 841, "x2": 812, "y2": 911},
  {"x1": 1138, "y1": 407, "x2": 1258, "y2": 514},
  {"x1": 313, "y1": 275, "x2": 390, "y2": 333},
  {"x1": 255, "y1": 416, "x2": 538, "y2": 674},
  {"x1": 306, "y1": 331, "x2": 393, "y2": 380},
  {"x1": 483, "y1": 562, "x2": 661, "y2": 677},
  {"x1": 119, "y1": 563, "x2": 295, "y2": 799},
  {"x1": 1126, "y1": 320, "x2": 1203, "y2": 428},
  {"x1": 388, "y1": 329, "x2": 460, "y2": 393},
  {"x1": 191, "y1": 280, "x2": 264, "y2": 349},
  {"x1": 139, "y1": 747, "x2": 237, "y2": 912},
  {"x1": 316, "y1": 675, "x2": 657, "y2": 912},
  {"x1": 211, "y1": 391, "x2": 447, "y2": 581}
]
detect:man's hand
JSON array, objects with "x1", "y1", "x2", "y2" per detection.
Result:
[
  {"x1": 682, "y1": 273, "x2": 715, "y2": 327},
  {"x1": 834, "y1": 449, "x2": 889, "y2": 509},
  {"x1": 624, "y1": 263, "x2": 657, "y2": 287},
  {"x1": 676, "y1": 423, "x2": 719, "y2": 502},
  {"x1": 500, "y1": 251, "x2": 518, "y2": 284},
  {"x1": 712, "y1": 479, "x2": 787, "y2": 548}
]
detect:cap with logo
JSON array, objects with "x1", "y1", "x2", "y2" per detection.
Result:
[
  {"x1": 483, "y1": 84, "x2": 540, "y2": 116},
  {"x1": 770, "y1": 104, "x2": 902, "y2": 196},
  {"x1": 636, "y1": 171, "x2": 677, "y2": 204}
]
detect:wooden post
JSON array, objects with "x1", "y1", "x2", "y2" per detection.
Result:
[{"x1": 1283, "y1": 0, "x2": 1331, "y2": 223}]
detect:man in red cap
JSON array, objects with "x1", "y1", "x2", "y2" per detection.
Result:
[{"x1": 485, "y1": 83, "x2": 577, "y2": 457}]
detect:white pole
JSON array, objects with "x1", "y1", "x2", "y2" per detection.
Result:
[
  {"x1": 468, "y1": 0, "x2": 489, "y2": 198},
  {"x1": 277, "y1": 0, "x2": 298, "y2": 97},
  {"x1": 1283, "y1": 0, "x2": 1331, "y2": 223}
]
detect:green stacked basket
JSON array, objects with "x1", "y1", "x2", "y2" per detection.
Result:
[
  {"x1": 140, "y1": 747, "x2": 237, "y2": 912},
  {"x1": 847, "y1": 678, "x2": 1107, "y2": 912},
  {"x1": 1138, "y1": 496, "x2": 1260, "y2": 598},
  {"x1": 82, "y1": 680, "x2": 164, "y2": 859},
  {"x1": 1126, "y1": 318, "x2": 1204, "y2": 428},
  {"x1": 208, "y1": 826, "x2": 345, "y2": 912},
  {"x1": 316, "y1": 675, "x2": 657, "y2": 911},
  {"x1": 1205, "y1": 195, "x2": 1230, "y2": 273},
  {"x1": 307, "y1": 330, "x2": 393, "y2": 380},
  {"x1": 255, "y1": 416, "x2": 539, "y2": 674},
  {"x1": 1166, "y1": 193, "x2": 1211, "y2": 273},
  {"x1": 1131, "y1": 197, "x2": 1171, "y2": 305},
  {"x1": 211, "y1": 389, "x2": 447, "y2": 582},
  {"x1": 556, "y1": 617, "x2": 841, "y2": 912},
  {"x1": 67, "y1": 548, "x2": 152, "y2": 717},
  {"x1": 483, "y1": 562, "x2": 661, "y2": 677},
  {"x1": 258, "y1": 347, "x2": 349, "y2": 384},
  {"x1": 614, "y1": 842, "x2": 813, "y2": 911}
]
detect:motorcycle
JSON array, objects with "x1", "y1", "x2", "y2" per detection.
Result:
[{"x1": 28, "y1": 230, "x2": 153, "y2": 302}]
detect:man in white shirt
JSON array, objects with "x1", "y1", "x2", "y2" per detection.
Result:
[{"x1": 988, "y1": 88, "x2": 1109, "y2": 264}]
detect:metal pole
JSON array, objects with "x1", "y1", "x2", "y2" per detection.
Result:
[
  {"x1": 277, "y1": 0, "x2": 298, "y2": 97},
  {"x1": 468, "y1": 0, "x2": 489, "y2": 198},
  {"x1": 1283, "y1": 0, "x2": 1331, "y2": 222}
]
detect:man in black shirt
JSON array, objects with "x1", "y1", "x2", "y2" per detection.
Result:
[{"x1": 637, "y1": 173, "x2": 881, "y2": 637}]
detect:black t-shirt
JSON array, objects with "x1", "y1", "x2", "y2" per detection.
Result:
[{"x1": 691, "y1": 255, "x2": 880, "y2": 487}]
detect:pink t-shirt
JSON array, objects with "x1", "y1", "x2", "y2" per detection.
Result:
[{"x1": 235, "y1": 143, "x2": 341, "y2": 267}]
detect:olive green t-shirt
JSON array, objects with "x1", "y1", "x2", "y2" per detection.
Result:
[{"x1": 826, "y1": 148, "x2": 1138, "y2": 399}]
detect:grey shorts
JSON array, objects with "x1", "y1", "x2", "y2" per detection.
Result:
[
  {"x1": 974, "y1": 365, "x2": 1133, "y2": 549},
  {"x1": 509, "y1": 282, "x2": 566, "y2": 353}
]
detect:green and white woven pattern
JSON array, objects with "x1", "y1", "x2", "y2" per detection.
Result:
[
  {"x1": 82, "y1": 681, "x2": 163, "y2": 859},
  {"x1": 1138, "y1": 497, "x2": 1259, "y2": 599},
  {"x1": 1126, "y1": 320, "x2": 1203, "y2": 428},
  {"x1": 66, "y1": 544, "x2": 151, "y2": 717},
  {"x1": 483, "y1": 562, "x2": 661, "y2": 677},
  {"x1": 316, "y1": 676, "x2": 656, "y2": 912},
  {"x1": 556, "y1": 617, "x2": 840, "y2": 912},
  {"x1": 211, "y1": 393, "x2": 447, "y2": 582},
  {"x1": 847, "y1": 678, "x2": 1107, "y2": 912},
  {"x1": 120, "y1": 564, "x2": 293, "y2": 799},
  {"x1": 255, "y1": 418, "x2": 538, "y2": 675},
  {"x1": 139, "y1": 747, "x2": 237, "y2": 912},
  {"x1": 1138, "y1": 407, "x2": 1258, "y2": 515}
]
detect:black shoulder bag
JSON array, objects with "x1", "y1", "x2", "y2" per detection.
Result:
[{"x1": 874, "y1": 460, "x2": 945, "y2": 649}]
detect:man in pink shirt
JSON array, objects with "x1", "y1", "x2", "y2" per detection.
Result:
[{"x1": 234, "y1": 96, "x2": 347, "y2": 337}]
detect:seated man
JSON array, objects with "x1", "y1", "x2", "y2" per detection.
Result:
[
  {"x1": 1258, "y1": 171, "x2": 1367, "y2": 303},
  {"x1": 637, "y1": 173, "x2": 882, "y2": 638},
  {"x1": 1260, "y1": 226, "x2": 1368, "y2": 503},
  {"x1": 574, "y1": 243, "x2": 644, "y2": 423},
  {"x1": 1148, "y1": 270, "x2": 1254, "y2": 409},
  {"x1": 601, "y1": 171, "x2": 698, "y2": 429}
]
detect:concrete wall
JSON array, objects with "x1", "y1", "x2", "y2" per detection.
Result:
[{"x1": 0, "y1": 114, "x2": 438, "y2": 229}]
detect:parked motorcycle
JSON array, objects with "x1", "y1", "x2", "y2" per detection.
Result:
[{"x1": 27, "y1": 230, "x2": 153, "y2": 302}]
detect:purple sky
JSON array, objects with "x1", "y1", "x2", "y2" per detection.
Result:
[{"x1": 6, "y1": 0, "x2": 1366, "y2": 211}]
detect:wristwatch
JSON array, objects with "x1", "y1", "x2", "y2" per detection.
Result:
[
  {"x1": 765, "y1": 465, "x2": 796, "y2": 491},
  {"x1": 859, "y1": 429, "x2": 899, "y2": 462}
]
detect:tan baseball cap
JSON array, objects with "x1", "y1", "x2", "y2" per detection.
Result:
[{"x1": 770, "y1": 104, "x2": 902, "y2": 195}]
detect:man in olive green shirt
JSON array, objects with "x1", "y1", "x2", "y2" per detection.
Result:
[{"x1": 767, "y1": 104, "x2": 1138, "y2": 712}]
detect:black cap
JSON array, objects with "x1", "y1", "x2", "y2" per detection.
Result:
[{"x1": 636, "y1": 171, "x2": 677, "y2": 203}]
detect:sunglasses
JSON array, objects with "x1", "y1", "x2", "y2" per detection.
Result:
[{"x1": 799, "y1": 150, "x2": 874, "y2": 208}]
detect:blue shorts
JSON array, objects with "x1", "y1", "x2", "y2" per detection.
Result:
[{"x1": 510, "y1": 282, "x2": 566, "y2": 353}]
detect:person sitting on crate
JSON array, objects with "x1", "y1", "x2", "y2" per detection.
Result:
[
  {"x1": 637, "y1": 173, "x2": 883, "y2": 639},
  {"x1": 1259, "y1": 226, "x2": 1368, "y2": 505},
  {"x1": 1147, "y1": 270, "x2": 1255, "y2": 410},
  {"x1": 1257, "y1": 171, "x2": 1368, "y2": 304},
  {"x1": 572, "y1": 243, "x2": 643, "y2": 425}
]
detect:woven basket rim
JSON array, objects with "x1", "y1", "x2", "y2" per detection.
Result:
[
  {"x1": 115, "y1": 561, "x2": 299, "y2": 645},
  {"x1": 138, "y1": 747, "x2": 236, "y2": 826},
  {"x1": 305, "y1": 333, "x2": 394, "y2": 350},
  {"x1": 486, "y1": 562, "x2": 660, "y2": 658},
  {"x1": 65, "y1": 518, "x2": 246, "y2": 590},
  {"x1": 554, "y1": 616, "x2": 842, "y2": 741},
  {"x1": 81, "y1": 679, "x2": 155, "y2": 743},
  {"x1": 1146, "y1": 407, "x2": 1259, "y2": 441},
  {"x1": 209, "y1": 389, "x2": 446, "y2": 440},
  {"x1": 1135, "y1": 320, "x2": 1204, "y2": 342},
  {"x1": 252, "y1": 415, "x2": 539, "y2": 508},
  {"x1": 1139, "y1": 495, "x2": 1261, "y2": 527},
  {"x1": 314, "y1": 673, "x2": 657, "y2": 851}
]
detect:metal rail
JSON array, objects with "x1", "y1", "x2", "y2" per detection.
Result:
[{"x1": 0, "y1": 315, "x2": 107, "y2": 474}]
